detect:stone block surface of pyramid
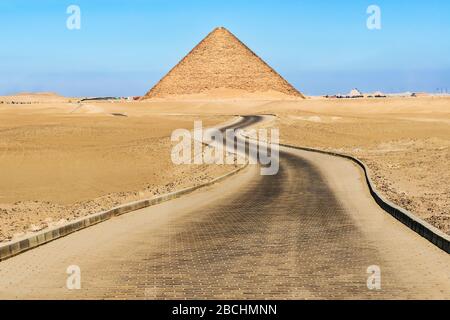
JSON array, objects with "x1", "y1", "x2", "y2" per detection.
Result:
[{"x1": 143, "y1": 27, "x2": 304, "y2": 99}]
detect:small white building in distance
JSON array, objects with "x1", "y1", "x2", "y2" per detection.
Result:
[{"x1": 348, "y1": 88, "x2": 363, "y2": 97}]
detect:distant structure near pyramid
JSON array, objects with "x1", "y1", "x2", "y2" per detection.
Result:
[
  {"x1": 348, "y1": 88, "x2": 363, "y2": 98},
  {"x1": 143, "y1": 27, "x2": 304, "y2": 99}
]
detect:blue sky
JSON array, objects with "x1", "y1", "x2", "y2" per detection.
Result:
[{"x1": 1, "y1": 0, "x2": 450, "y2": 96}]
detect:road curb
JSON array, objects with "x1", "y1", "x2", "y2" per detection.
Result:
[
  {"x1": 277, "y1": 142, "x2": 450, "y2": 254},
  {"x1": 0, "y1": 114, "x2": 248, "y2": 262},
  {"x1": 0, "y1": 162, "x2": 247, "y2": 261}
]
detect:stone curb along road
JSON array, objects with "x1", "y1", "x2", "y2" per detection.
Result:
[
  {"x1": 2, "y1": 113, "x2": 448, "y2": 262},
  {"x1": 240, "y1": 114, "x2": 449, "y2": 254},
  {"x1": 285, "y1": 144, "x2": 450, "y2": 253},
  {"x1": 0, "y1": 114, "x2": 449, "y2": 300},
  {"x1": 0, "y1": 116, "x2": 249, "y2": 262}
]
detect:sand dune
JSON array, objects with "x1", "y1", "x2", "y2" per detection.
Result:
[
  {"x1": 0, "y1": 96, "x2": 449, "y2": 240},
  {"x1": 0, "y1": 100, "x2": 237, "y2": 241}
]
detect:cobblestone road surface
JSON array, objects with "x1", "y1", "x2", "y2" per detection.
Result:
[{"x1": 0, "y1": 116, "x2": 448, "y2": 299}]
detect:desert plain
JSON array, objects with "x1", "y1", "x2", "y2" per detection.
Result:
[{"x1": 0, "y1": 93, "x2": 449, "y2": 242}]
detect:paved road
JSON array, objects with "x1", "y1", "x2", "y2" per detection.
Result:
[{"x1": 0, "y1": 116, "x2": 449, "y2": 299}]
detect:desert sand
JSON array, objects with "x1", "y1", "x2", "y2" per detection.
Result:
[
  {"x1": 261, "y1": 97, "x2": 450, "y2": 235},
  {"x1": 1, "y1": 94, "x2": 449, "y2": 241},
  {"x1": 120, "y1": 96, "x2": 450, "y2": 236},
  {"x1": 0, "y1": 95, "x2": 239, "y2": 242}
]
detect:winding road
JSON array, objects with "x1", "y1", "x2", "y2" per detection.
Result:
[{"x1": 0, "y1": 115, "x2": 449, "y2": 299}]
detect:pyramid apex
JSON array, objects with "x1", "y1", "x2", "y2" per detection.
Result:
[{"x1": 212, "y1": 26, "x2": 229, "y2": 32}]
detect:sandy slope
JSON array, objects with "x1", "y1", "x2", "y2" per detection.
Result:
[
  {"x1": 263, "y1": 97, "x2": 450, "y2": 235},
  {"x1": 0, "y1": 92, "x2": 75, "y2": 104},
  {"x1": 0, "y1": 95, "x2": 449, "y2": 241},
  {"x1": 120, "y1": 97, "x2": 450, "y2": 235},
  {"x1": 0, "y1": 98, "x2": 238, "y2": 242}
]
